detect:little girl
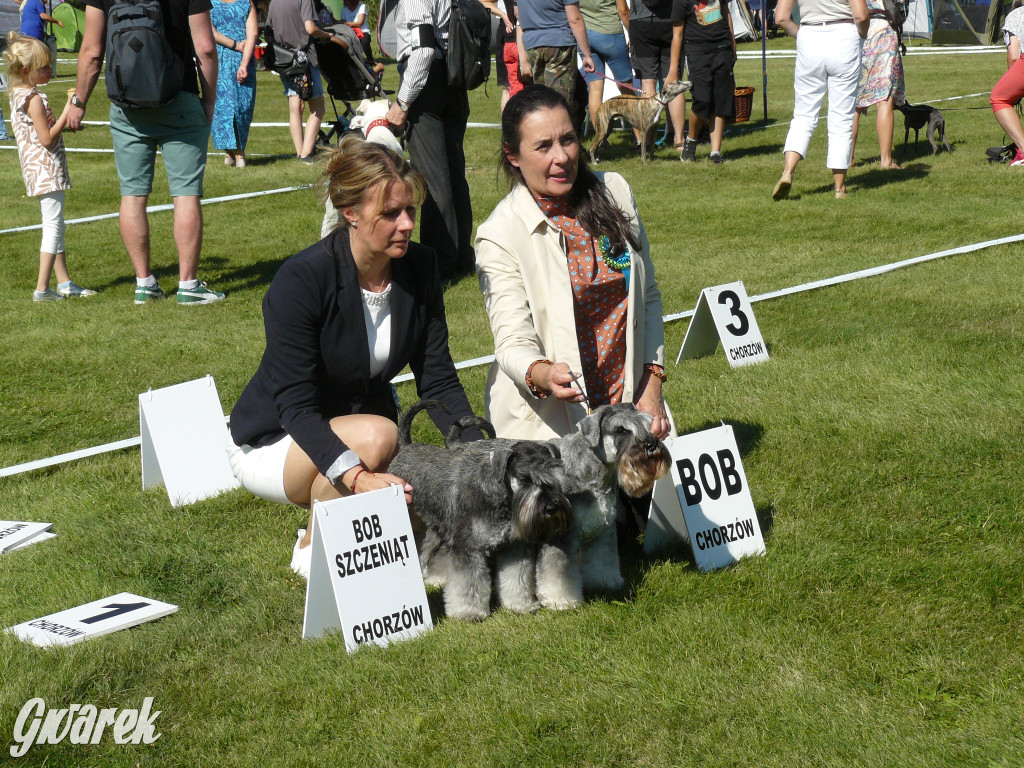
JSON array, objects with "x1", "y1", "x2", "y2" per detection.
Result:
[{"x1": 5, "y1": 32, "x2": 95, "y2": 301}]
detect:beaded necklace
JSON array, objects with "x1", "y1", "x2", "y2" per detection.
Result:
[{"x1": 596, "y1": 235, "x2": 631, "y2": 290}]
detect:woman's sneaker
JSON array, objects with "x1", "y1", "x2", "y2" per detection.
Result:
[
  {"x1": 1010, "y1": 150, "x2": 1024, "y2": 166},
  {"x1": 135, "y1": 283, "x2": 166, "y2": 304},
  {"x1": 177, "y1": 281, "x2": 226, "y2": 305},
  {"x1": 33, "y1": 289, "x2": 64, "y2": 302},
  {"x1": 57, "y1": 281, "x2": 97, "y2": 297}
]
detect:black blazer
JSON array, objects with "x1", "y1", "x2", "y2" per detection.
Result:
[{"x1": 230, "y1": 228, "x2": 477, "y2": 476}]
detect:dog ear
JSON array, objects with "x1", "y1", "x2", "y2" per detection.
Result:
[
  {"x1": 579, "y1": 409, "x2": 606, "y2": 448},
  {"x1": 489, "y1": 447, "x2": 515, "y2": 479}
]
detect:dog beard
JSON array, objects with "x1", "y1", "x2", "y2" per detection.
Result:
[
  {"x1": 512, "y1": 484, "x2": 573, "y2": 543},
  {"x1": 616, "y1": 437, "x2": 671, "y2": 497}
]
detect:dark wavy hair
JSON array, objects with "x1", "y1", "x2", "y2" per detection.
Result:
[{"x1": 499, "y1": 85, "x2": 640, "y2": 253}]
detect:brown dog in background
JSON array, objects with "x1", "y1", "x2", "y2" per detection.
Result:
[{"x1": 589, "y1": 80, "x2": 692, "y2": 164}]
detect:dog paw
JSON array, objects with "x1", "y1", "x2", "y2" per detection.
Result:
[
  {"x1": 502, "y1": 597, "x2": 540, "y2": 614},
  {"x1": 538, "y1": 593, "x2": 582, "y2": 611},
  {"x1": 447, "y1": 606, "x2": 490, "y2": 622},
  {"x1": 422, "y1": 572, "x2": 446, "y2": 588}
]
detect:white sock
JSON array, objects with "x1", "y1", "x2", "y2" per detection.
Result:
[
  {"x1": 58, "y1": 281, "x2": 71, "y2": 289},
  {"x1": 178, "y1": 279, "x2": 199, "y2": 290},
  {"x1": 137, "y1": 275, "x2": 158, "y2": 288}
]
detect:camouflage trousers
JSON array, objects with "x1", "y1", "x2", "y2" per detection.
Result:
[{"x1": 526, "y1": 45, "x2": 587, "y2": 133}]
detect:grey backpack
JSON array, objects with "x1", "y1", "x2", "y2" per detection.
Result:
[{"x1": 105, "y1": 0, "x2": 184, "y2": 109}]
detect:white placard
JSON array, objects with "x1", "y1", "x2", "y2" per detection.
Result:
[
  {"x1": 139, "y1": 375, "x2": 239, "y2": 507},
  {"x1": 644, "y1": 424, "x2": 765, "y2": 572},
  {"x1": 303, "y1": 486, "x2": 433, "y2": 651},
  {"x1": 7, "y1": 592, "x2": 179, "y2": 647},
  {"x1": 0, "y1": 521, "x2": 53, "y2": 554},
  {"x1": 8, "y1": 531, "x2": 56, "y2": 551},
  {"x1": 676, "y1": 281, "x2": 769, "y2": 367}
]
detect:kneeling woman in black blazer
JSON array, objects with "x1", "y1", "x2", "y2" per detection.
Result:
[{"x1": 229, "y1": 136, "x2": 479, "y2": 578}]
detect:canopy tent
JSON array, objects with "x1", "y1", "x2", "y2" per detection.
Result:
[
  {"x1": 51, "y1": 0, "x2": 85, "y2": 51},
  {"x1": 903, "y1": 0, "x2": 934, "y2": 37},
  {"x1": 932, "y1": 0, "x2": 1004, "y2": 43}
]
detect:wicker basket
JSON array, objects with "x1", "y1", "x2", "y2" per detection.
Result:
[{"x1": 734, "y1": 86, "x2": 755, "y2": 123}]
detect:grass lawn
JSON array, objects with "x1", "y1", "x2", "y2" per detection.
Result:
[{"x1": 1, "y1": 40, "x2": 1022, "y2": 766}]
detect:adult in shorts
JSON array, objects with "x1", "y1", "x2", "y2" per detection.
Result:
[
  {"x1": 67, "y1": 0, "x2": 227, "y2": 305},
  {"x1": 629, "y1": 0, "x2": 687, "y2": 149},
  {"x1": 991, "y1": 0, "x2": 1024, "y2": 166},
  {"x1": 579, "y1": 0, "x2": 633, "y2": 128},
  {"x1": 265, "y1": 0, "x2": 349, "y2": 161},
  {"x1": 228, "y1": 138, "x2": 481, "y2": 578}
]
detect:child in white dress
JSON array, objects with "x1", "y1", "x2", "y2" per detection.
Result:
[{"x1": 5, "y1": 32, "x2": 96, "y2": 301}]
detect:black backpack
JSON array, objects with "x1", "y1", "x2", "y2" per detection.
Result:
[
  {"x1": 105, "y1": 0, "x2": 184, "y2": 109},
  {"x1": 446, "y1": 0, "x2": 490, "y2": 90}
]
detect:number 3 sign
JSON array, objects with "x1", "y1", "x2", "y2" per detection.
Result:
[{"x1": 675, "y1": 281, "x2": 769, "y2": 367}]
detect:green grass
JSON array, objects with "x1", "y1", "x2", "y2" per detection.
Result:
[{"x1": 1, "y1": 46, "x2": 1023, "y2": 766}]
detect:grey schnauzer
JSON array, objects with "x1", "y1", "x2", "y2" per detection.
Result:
[
  {"x1": 389, "y1": 401, "x2": 574, "y2": 621},
  {"x1": 534, "y1": 403, "x2": 671, "y2": 611}
]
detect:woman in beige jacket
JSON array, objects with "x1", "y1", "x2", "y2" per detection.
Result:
[{"x1": 475, "y1": 85, "x2": 669, "y2": 442}]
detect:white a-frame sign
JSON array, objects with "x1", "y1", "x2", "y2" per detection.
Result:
[
  {"x1": 139, "y1": 376, "x2": 239, "y2": 507},
  {"x1": 676, "y1": 281, "x2": 769, "y2": 367},
  {"x1": 303, "y1": 486, "x2": 433, "y2": 652}
]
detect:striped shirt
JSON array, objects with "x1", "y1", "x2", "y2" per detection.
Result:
[{"x1": 395, "y1": 0, "x2": 448, "y2": 105}]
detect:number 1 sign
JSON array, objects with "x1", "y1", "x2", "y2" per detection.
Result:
[
  {"x1": 675, "y1": 281, "x2": 769, "y2": 367},
  {"x1": 7, "y1": 593, "x2": 179, "y2": 647}
]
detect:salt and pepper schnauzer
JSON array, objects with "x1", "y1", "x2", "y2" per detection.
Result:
[
  {"x1": 389, "y1": 401, "x2": 574, "y2": 621},
  {"x1": 534, "y1": 403, "x2": 672, "y2": 611}
]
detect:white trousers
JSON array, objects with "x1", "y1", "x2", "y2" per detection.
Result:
[
  {"x1": 38, "y1": 191, "x2": 66, "y2": 254},
  {"x1": 783, "y1": 24, "x2": 864, "y2": 170}
]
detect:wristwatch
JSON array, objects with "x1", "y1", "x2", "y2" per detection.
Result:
[
  {"x1": 70, "y1": 93, "x2": 86, "y2": 109},
  {"x1": 396, "y1": 97, "x2": 410, "y2": 112}
]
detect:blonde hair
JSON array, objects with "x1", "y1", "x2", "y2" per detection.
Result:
[
  {"x1": 319, "y1": 134, "x2": 426, "y2": 228},
  {"x1": 4, "y1": 32, "x2": 52, "y2": 87}
]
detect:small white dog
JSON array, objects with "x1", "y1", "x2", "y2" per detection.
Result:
[{"x1": 320, "y1": 98, "x2": 402, "y2": 237}]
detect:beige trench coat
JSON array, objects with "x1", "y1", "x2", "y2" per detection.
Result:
[{"x1": 475, "y1": 171, "x2": 666, "y2": 440}]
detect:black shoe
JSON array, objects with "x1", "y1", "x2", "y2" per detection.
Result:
[{"x1": 680, "y1": 138, "x2": 698, "y2": 163}]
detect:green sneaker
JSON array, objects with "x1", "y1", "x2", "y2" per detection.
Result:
[
  {"x1": 177, "y1": 280, "x2": 225, "y2": 305},
  {"x1": 135, "y1": 283, "x2": 166, "y2": 304}
]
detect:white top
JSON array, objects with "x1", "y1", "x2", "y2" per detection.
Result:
[
  {"x1": 1004, "y1": 6, "x2": 1024, "y2": 46},
  {"x1": 798, "y1": 0, "x2": 855, "y2": 25},
  {"x1": 361, "y1": 283, "x2": 392, "y2": 379},
  {"x1": 341, "y1": 1, "x2": 371, "y2": 33}
]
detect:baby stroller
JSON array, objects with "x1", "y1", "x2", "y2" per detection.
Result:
[{"x1": 314, "y1": 23, "x2": 390, "y2": 146}]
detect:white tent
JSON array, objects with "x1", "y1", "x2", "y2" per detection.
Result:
[{"x1": 904, "y1": 0, "x2": 934, "y2": 38}]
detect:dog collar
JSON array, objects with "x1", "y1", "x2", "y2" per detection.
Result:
[{"x1": 366, "y1": 118, "x2": 391, "y2": 135}]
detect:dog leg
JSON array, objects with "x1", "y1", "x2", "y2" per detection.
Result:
[
  {"x1": 590, "y1": 114, "x2": 610, "y2": 164},
  {"x1": 535, "y1": 535, "x2": 583, "y2": 611},
  {"x1": 444, "y1": 549, "x2": 492, "y2": 621},
  {"x1": 580, "y1": 525, "x2": 625, "y2": 592},
  {"x1": 419, "y1": 528, "x2": 448, "y2": 588},
  {"x1": 494, "y1": 541, "x2": 540, "y2": 613}
]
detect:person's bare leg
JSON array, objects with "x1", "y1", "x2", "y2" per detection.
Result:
[
  {"x1": 36, "y1": 251, "x2": 56, "y2": 292},
  {"x1": 876, "y1": 97, "x2": 902, "y2": 169},
  {"x1": 850, "y1": 107, "x2": 865, "y2": 166},
  {"x1": 52, "y1": 252, "x2": 70, "y2": 284},
  {"x1": 300, "y1": 95, "x2": 325, "y2": 158},
  {"x1": 773, "y1": 150, "x2": 802, "y2": 199},
  {"x1": 120, "y1": 195, "x2": 152, "y2": 278},
  {"x1": 668, "y1": 89, "x2": 688, "y2": 148},
  {"x1": 588, "y1": 80, "x2": 604, "y2": 135},
  {"x1": 995, "y1": 106, "x2": 1024, "y2": 150},
  {"x1": 283, "y1": 414, "x2": 400, "y2": 547},
  {"x1": 288, "y1": 95, "x2": 305, "y2": 156},
  {"x1": 832, "y1": 167, "x2": 848, "y2": 197},
  {"x1": 172, "y1": 196, "x2": 202, "y2": 282}
]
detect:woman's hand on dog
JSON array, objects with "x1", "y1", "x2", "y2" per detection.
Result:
[{"x1": 340, "y1": 468, "x2": 413, "y2": 506}]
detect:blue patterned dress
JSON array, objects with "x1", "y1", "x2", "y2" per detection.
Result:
[{"x1": 211, "y1": 0, "x2": 257, "y2": 151}]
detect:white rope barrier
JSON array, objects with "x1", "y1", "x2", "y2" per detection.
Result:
[
  {"x1": 2, "y1": 231, "x2": 1022, "y2": 479},
  {"x1": 0, "y1": 185, "x2": 312, "y2": 235}
]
